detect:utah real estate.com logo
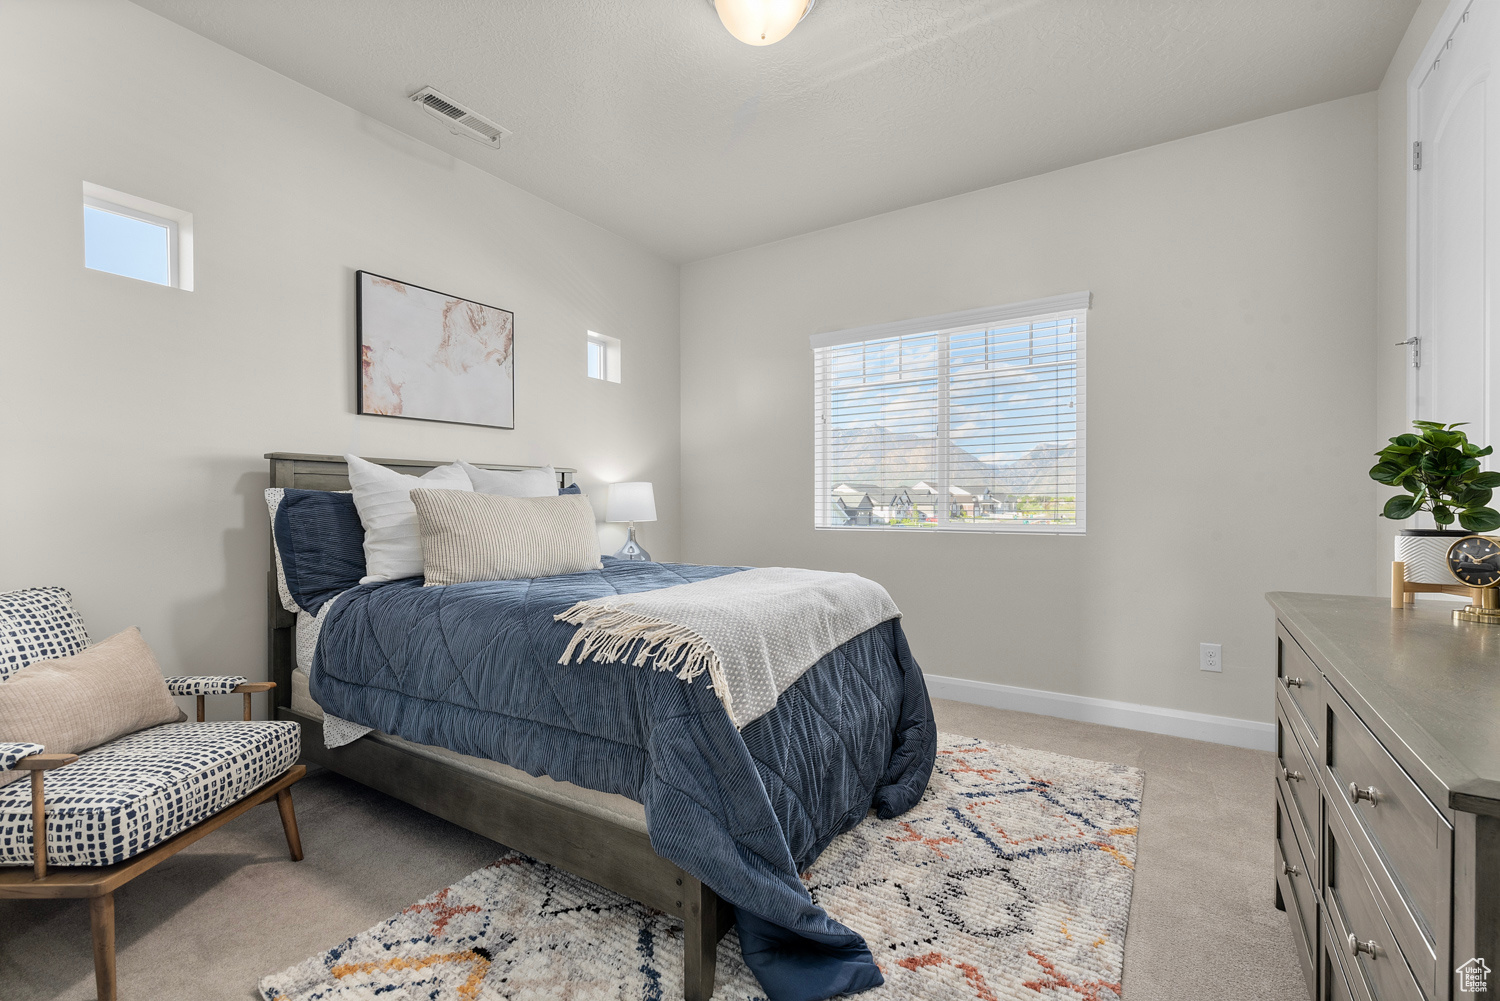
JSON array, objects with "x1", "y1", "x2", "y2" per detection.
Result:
[{"x1": 1458, "y1": 958, "x2": 1491, "y2": 994}]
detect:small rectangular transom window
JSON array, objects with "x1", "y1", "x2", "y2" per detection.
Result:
[
  {"x1": 587, "y1": 331, "x2": 621, "y2": 383},
  {"x1": 82, "y1": 182, "x2": 193, "y2": 290},
  {"x1": 812, "y1": 292, "x2": 1088, "y2": 534}
]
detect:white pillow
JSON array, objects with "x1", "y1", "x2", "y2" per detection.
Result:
[
  {"x1": 264, "y1": 488, "x2": 300, "y2": 614},
  {"x1": 345, "y1": 454, "x2": 471, "y2": 582},
  {"x1": 459, "y1": 460, "x2": 558, "y2": 497}
]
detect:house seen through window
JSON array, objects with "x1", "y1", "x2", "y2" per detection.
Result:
[{"x1": 812, "y1": 293, "x2": 1088, "y2": 533}]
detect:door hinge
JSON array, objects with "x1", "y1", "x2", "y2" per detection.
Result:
[
  {"x1": 1413, "y1": 141, "x2": 1423, "y2": 171},
  {"x1": 1396, "y1": 337, "x2": 1421, "y2": 368}
]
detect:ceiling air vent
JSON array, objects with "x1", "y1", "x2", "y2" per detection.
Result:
[{"x1": 409, "y1": 86, "x2": 511, "y2": 149}]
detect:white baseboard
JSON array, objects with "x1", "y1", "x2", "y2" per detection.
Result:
[{"x1": 924, "y1": 673, "x2": 1275, "y2": 752}]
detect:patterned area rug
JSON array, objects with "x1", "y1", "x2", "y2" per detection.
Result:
[{"x1": 261, "y1": 734, "x2": 1144, "y2": 1000}]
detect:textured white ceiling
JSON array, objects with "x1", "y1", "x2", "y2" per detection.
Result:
[{"x1": 134, "y1": 0, "x2": 1417, "y2": 262}]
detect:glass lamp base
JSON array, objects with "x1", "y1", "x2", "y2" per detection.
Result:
[{"x1": 612, "y1": 524, "x2": 652, "y2": 562}]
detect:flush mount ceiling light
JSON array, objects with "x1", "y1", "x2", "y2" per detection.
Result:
[{"x1": 711, "y1": 0, "x2": 815, "y2": 46}]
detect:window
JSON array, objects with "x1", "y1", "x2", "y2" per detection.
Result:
[
  {"x1": 82, "y1": 182, "x2": 193, "y2": 290},
  {"x1": 587, "y1": 331, "x2": 621, "y2": 383},
  {"x1": 812, "y1": 292, "x2": 1088, "y2": 533}
]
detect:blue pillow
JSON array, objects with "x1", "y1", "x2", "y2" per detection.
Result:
[
  {"x1": 273, "y1": 490, "x2": 366, "y2": 614},
  {"x1": 559, "y1": 483, "x2": 582, "y2": 495}
]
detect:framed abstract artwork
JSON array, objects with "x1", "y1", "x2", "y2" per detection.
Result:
[{"x1": 356, "y1": 270, "x2": 515, "y2": 429}]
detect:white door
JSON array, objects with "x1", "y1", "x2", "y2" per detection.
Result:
[{"x1": 1413, "y1": 1, "x2": 1500, "y2": 444}]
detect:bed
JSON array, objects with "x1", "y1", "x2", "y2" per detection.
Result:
[{"x1": 264, "y1": 452, "x2": 935, "y2": 1001}]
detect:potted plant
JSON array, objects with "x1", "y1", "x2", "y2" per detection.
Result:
[{"x1": 1371, "y1": 421, "x2": 1500, "y2": 582}]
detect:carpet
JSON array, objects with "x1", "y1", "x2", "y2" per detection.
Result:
[{"x1": 260, "y1": 733, "x2": 1144, "y2": 1000}]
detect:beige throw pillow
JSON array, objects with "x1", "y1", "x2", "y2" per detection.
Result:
[
  {"x1": 412, "y1": 489, "x2": 603, "y2": 585},
  {"x1": 0, "y1": 627, "x2": 181, "y2": 786}
]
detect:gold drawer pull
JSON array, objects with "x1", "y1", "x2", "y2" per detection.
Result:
[
  {"x1": 1348, "y1": 782, "x2": 1382, "y2": 807},
  {"x1": 1281, "y1": 766, "x2": 1304, "y2": 783},
  {"x1": 1285, "y1": 677, "x2": 1306, "y2": 689},
  {"x1": 1282, "y1": 861, "x2": 1302, "y2": 878},
  {"x1": 1347, "y1": 933, "x2": 1380, "y2": 959}
]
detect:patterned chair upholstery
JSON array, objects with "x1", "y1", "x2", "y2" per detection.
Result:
[
  {"x1": 0, "y1": 586, "x2": 307, "y2": 1001},
  {"x1": 0, "y1": 720, "x2": 300, "y2": 866},
  {"x1": 0, "y1": 585, "x2": 90, "y2": 681}
]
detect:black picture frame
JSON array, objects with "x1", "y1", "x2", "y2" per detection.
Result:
[{"x1": 355, "y1": 270, "x2": 516, "y2": 430}]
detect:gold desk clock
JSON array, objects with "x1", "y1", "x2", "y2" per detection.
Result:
[{"x1": 1446, "y1": 535, "x2": 1500, "y2": 625}]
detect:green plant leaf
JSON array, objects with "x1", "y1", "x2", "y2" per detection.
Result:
[
  {"x1": 1433, "y1": 446, "x2": 1466, "y2": 468},
  {"x1": 1383, "y1": 494, "x2": 1421, "y2": 520},
  {"x1": 1456, "y1": 486, "x2": 1494, "y2": 508},
  {"x1": 1460, "y1": 507, "x2": 1500, "y2": 532},
  {"x1": 1379, "y1": 423, "x2": 1498, "y2": 519}
]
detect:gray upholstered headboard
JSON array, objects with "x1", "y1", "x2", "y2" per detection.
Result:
[{"x1": 263, "y1": 452, "x2": 575, "y2": 714}]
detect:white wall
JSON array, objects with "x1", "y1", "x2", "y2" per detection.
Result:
[
  {"x1": 0, "y1": 1, "x2": 681, "y2": 696},
  {"x1": 1373, "y1": 0, "x2": 1450, "y2": 580},
  {"x1": 680, "y1": 95, "x2": 1379, "y2": 728}
]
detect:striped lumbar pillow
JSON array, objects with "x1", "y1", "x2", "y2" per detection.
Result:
[{"x1": 411, "y1": 489, "x2": 602, "y2": 585}]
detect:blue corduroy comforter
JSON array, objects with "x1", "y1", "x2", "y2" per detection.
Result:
[{"x1": 309, "y1": 558, "x2": 936, "y2": 1001}]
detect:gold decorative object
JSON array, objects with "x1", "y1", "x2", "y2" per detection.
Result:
[
  {"x1": 1445, "y1": 535, "x2": 1500, "y2": 624},
  {"x1": 1390, "y1": 534, "x2": 1500, "y2": 623}
]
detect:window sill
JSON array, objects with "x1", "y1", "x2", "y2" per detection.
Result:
[{"x1": 814, "y1": 524, "x2": 1085, "y2": 536}]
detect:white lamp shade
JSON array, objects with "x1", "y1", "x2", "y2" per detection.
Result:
[
  {"x1": 713, "y1": 0, "x2": 811, "y2": 46},
  {"x1": 606, "y1": 482, "x2": 657, "y2": 523}
]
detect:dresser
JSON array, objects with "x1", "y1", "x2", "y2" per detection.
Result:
[{"x1": 1268, "y1": 593, "x2": 1500, "y2": 1001}]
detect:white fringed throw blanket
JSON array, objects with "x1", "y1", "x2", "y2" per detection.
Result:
[{"x1": 554, "y1": 567, "x2": 901, "y2": 728}]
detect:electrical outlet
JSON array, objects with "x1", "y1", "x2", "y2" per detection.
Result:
[{"x1": 1200, "y1": 643, "x2": 1222, "y2": 672}]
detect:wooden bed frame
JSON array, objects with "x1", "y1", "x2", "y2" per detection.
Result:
[{"x1": 265, "y1": 453, "x2": 730, "y2": 1001}]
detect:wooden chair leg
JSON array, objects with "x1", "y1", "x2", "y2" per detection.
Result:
[
  {"x1": 89, "y1": 892, "x2": 116, "y2": 1001},
  {"x1": 276, "y1": 787, "x2": 304, "y2": 861},
  {"x1": 31, "y1": 770, "x2": 46, "y2": 880},
  {"x1": 682, "y1": 877, "x2": 717, "y2": 1001}
]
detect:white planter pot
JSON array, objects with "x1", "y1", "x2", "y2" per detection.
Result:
[{"x1": 1395, "y1": 530, "x2": 1470, "y2": 584}]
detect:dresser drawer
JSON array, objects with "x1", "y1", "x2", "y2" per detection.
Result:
[
  {"x1": 1322, "y1": 906, "x2": 1360, "y2": 1001},
  {"x1": 1278, "y1": 625, "x2": 1323, "y2": 747},
  {"x1": 1277, "y1": 784, "x2": 1318, "y2": 996},
  {"x1": 1278, "y1": 696, "x2": 1320, "y2": 871},
  {"x1": 1325, "y1": 808, "x2": 1425, "y2": 1001},
  {"x1": 1325, "y1": 686, "x2": 1448, "y2": 997}
]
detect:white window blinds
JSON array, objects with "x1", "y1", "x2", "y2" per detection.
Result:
[{"x1": 812, "y1": 292, "x2": 1088, "y2": 533}]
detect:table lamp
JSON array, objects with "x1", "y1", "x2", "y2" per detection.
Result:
[{"x1": 606, "y1": 482, "x2": 656, "y2": 561}]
